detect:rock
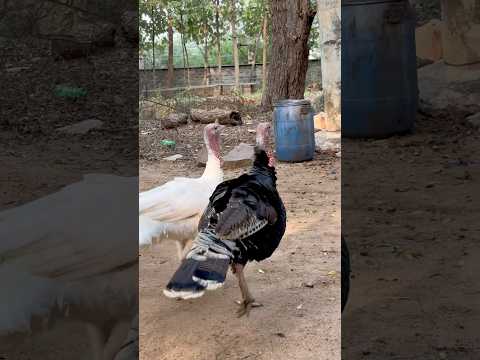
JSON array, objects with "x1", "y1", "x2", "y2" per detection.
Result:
[
  {"x1": 223, "y1": 143, "x2": 255, "y2": 169},
  {"x1": 314, "y1": 111, "x2": 340, "y2": 132},
  {"x1": 121, "y1": 11, "x2": 139, "y2": 43},
  {"x1": 164, "y1": 154, "x2": 183, "y2": 161},
  {"x1": 415, "y1": 19, "x2": 443, "y2": 62},
  {"x1": 315, "y1": 131, "x2": 341, "y2": 152},
  {"x1": 418, "y1": 61, "x2": 480, "y2": 113},
  {"x1": 196, "y1": 146, "x2": 208, "y2": 167},
  {"x1": 417, "y1": 57, "x2": 434, "y2": 69},
  {"x1": 466, "y1": 113, "x2": 480, "y2": 128},
  {"x1": 49, "y1": 22, "x2": 116, "y2": 59},
  {"x1": 161, "y1": 113, "x2": 188, "y2": 129},
  {"x1": 198, "y1": 143, "x2": 254, "y2": 169},
  {"x1": 57, "y1": 119, "x2": 103, "y2": 134}
]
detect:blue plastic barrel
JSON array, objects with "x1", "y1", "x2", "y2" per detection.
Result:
[
  {"x1": 273, "y1": 99, "x2": 315, "y2": 162},
  {"x1": 342, "y1": 0, "x2": 418, "y2": 138}
]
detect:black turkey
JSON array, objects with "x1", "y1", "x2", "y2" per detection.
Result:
[{"x1": 163, "y1": 122, "x2": 287, "y2": 317}]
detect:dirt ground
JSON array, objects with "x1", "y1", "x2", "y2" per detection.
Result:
[
  {"x1": 342, "y1": 110, "x2": 480, "y2": 359},
  {"x1": 0, "y1": 38, "x2": 137, "y2": 359},
  {"x1": 139, "y1": 118, "x2": 341, "y2": 360}
]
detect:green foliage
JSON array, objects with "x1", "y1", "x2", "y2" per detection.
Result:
[{"x1": 139, "y1": 0, "x2": 320, "y2": 69}]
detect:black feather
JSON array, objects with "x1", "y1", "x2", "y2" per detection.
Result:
[
  {"x1": 165, "y1": 148, "x2": 286, "y2": 299},
  {"x1": 199, "y1": 148, "x2": 286, "y2": 264}
]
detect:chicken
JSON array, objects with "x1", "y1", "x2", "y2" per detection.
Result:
[
  {"x1": 0, "y1": 174, "x2": 138, "y2": 360},
  {"x1": 163, "y1": 122, "x2": 287, "y2": 317},
  {"x1": 139, "y1": 123, "x2": 225, "y2": 259}
]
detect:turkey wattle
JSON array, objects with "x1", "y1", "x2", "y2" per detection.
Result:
[
  {"x1": 164, "y1": 122, "x2": 287, "y2": 317},
  {"x1": 139, "y1": 123, "x2": 225, "y2": 259}
]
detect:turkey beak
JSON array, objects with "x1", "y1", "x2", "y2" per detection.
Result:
[{"x1": 217, "y1": 124, "x2": 226, "y2": 133}]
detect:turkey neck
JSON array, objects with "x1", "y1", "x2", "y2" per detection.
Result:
[
  {"x1": 202, "y1": 138, "x2": 222, "y2": 180},
  {"x1": 250, "y1": 147, "x2": 277, "y2": 187}
]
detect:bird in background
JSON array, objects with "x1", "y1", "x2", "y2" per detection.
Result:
[
  {"x1": 139, "y1": 122, "x2": 225, "y2": 259},
  {"x1": 164, "y1": 122, "x2": 287, "y2": 317},
  {"x1": 0, "y1": 174, "x2": 138, "y2": 360}
]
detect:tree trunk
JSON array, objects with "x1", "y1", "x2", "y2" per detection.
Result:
[
  {"x1": 261, "y1": 0, "x2": 316, "y2": 110},
  {"x1": 203, "y1": 23, "x2": 210, "y2": 85},
  {"x1": 214, "y1": 0, "x2": 223, "y2": 84},
  {"x1": 191, "y1": 108, "x2": 242, "y2": 125},
  {"x1": 262, "y1": 14, "x2": 268, "y2": 94},
  {"x1": 205, "y1": 44, "x2": 210, "y2": 85},
  {"x1": 230, "y1": 0, "x2": 240, "y2": 91},
  {"x1": 250, "y1": 29, "x2": 261, "y2": 82},
  {"x1": 151, "y1": 6, "x2": 156, "y2": 88},
  {"x1": 166, "y1": 14, "x2": 174, "y2": 88},
  {"x1": 181, "y1": 32, "x2": 187, "y2": 85},
  {"x1": 185, "y1": 42, "x2": 191, "y2": 87},
  {"x1": 317, "y1": 0, "x2": 341, "y2": 130},
  {"x1": 180, "y1": 12, "x2": 191, "y2": 87}
]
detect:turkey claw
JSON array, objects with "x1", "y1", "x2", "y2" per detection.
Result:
[{"x1": 236, "y1": 300, "x2": 262, "y2": 317}]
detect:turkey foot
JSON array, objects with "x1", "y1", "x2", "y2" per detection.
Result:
[
  {"x1": 233, "y1": 263, "x2": 261, "y2": 317},
  {"x1": 236, "y1": 299, "x2": 263, "y2": 317}
]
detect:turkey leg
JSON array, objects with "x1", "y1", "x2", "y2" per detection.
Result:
[{"x1": 233, "y1": 263, "x2": 262, "y2": 317}]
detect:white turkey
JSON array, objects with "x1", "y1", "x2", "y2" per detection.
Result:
[
  {"x1": 139, "y1": 122, "x2": 225, "y2": 259},
  {"x1": 0, "y1": 174, "x2": 138, "y2": 360}
]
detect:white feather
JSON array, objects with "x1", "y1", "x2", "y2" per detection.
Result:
[
  {"x1": 0, "y1": 174, "x2": 138, "y2": 337},
  {"x1": 139, "y1": 126, "x2": 223, "y2": 248}
]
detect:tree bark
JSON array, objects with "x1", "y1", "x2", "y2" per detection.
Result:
[
  {"x1": 184, "y1": 41, "x2": 191, "y2": 87},
  {"x1": 214, "y1": 0, "x2": 223, "y2": 84},
  {"x1": 250, "y1": 29, "x2": 261, "y2": 82},
  {"x1": 166, "y1": 14, "x2": 174, "y2": 88},
  {"x1": 261, "y1": 0, "x2": 316, "y2": 110},
  {"x1": 180, "y1": 12, "x2": 191, "y2": 87},
  {"x1": 190, "y1": 108, "x2": 242, "y2": 125},
  {"x1": 262, "y1": 14, "x2": 268, "y2": 94},
  {"x1": 151, "y1": 6, "x2": 156, "y2": 88},
  {"x1": 181, "y1": 31, "x2": 187, "y2": 85},
  {"x1": 230, "y1": 0, "x2": 240, "y2": 91},
  {"x1": 203, "y1": 22, "x2": 210, "y2": 85}
]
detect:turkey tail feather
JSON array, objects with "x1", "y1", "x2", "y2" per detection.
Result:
[
  {"x1": 163, "y1": 258, "x2": 206, "y2": 299},
  {"x1": 192, "y1": 257, "x2": 230, "y2": 290},
  {"x1": 163, "y1": 257, "x2": 230, "y2": 299}
]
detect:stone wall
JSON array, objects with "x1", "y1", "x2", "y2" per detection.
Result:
[{"x1": 139, "y1": 60, "x2": 322, "y2": 94}]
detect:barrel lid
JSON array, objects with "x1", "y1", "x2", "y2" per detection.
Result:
[
  {"x1": 342, "y1": 0, "x2": 404, "y2": 5},
  {"x1": 273, "y1": 99, "x2": 312, "y2": 107}
]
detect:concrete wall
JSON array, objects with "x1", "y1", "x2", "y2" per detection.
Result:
[{"x1": 139, "y1": 60, "x2": 322, "y2": 94}]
